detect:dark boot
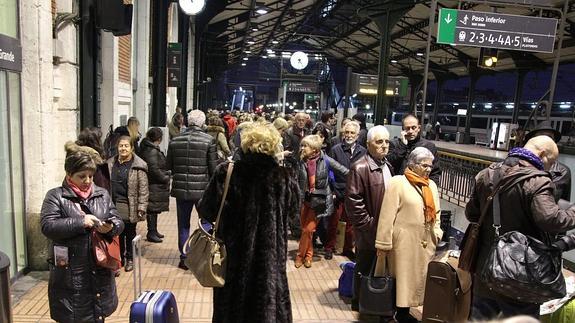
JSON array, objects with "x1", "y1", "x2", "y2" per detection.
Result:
[{"x1": 146, "y1": 214, "x2": 163, "y2": 243}]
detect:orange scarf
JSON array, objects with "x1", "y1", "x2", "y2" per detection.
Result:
[{"x1": 404, "y1": 168, "x2": 436, "y2": 223}]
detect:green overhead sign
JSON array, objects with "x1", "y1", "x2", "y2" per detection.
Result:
[{"x1": 437, "y1": 8, "x2": 557, "y2": 53}]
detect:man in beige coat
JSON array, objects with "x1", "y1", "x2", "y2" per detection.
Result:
[{"x1": 375, "y1": 147, "x2": 442, "y2": 323}]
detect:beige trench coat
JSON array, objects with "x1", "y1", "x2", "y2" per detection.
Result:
[{"x1": 375, "y1": 175, "x2": 442, "y2": 307}]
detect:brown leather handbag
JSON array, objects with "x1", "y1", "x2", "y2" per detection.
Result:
[{"x1": 92, "y1": 230, "x2": 122, "y2": 270}]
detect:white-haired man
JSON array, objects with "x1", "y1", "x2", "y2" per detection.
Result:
[
  {"x1": 167, "y1": 109, "x2": 218, "y2": 269},
  {"x1": 324, "y1": 121, "x2": 366, "y2": 260},
  {"x1": 345, "y1": 125, "x2": 393, "y2": 312}
]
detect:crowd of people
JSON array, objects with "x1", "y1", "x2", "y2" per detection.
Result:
[{"x1": 39, "y1": 108, "x2": 575, "y2": 323}]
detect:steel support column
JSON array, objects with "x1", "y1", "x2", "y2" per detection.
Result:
[
  {"x1": 344, "y1": 66, "x2": 353, "y2": 118},
  {"x1": 420, "y1": 0, "x2": 437, "y2": 126},
  {"x1": 433, "y1": 78, "x2": 444, "y2": 125},
  {"x1": 359, "y1": 1, "x2": 414, "y2": 125},
  {"x1": 408, "y1": 75, "x2": 423, "y2": 115},
  {"x1": 464, "y1": 75, "x2": 479, "y2": 144},
  {"x1": 151, "y1": 0, "x2": 169, "y2": 126},
  {"x1": 547, "y1": 0, "x2": 569, "y2": 120},
  {"x1": 80, "y1": 0, "x2": 98, "y2": 128},
  {"x1": 177, "y1": 12, "x2": 190, "y2": 113},
  {"x1": 511, "y1": 71, "x2": 526, "y2": 125}
]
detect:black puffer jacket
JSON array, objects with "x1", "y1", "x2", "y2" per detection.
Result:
[
  {"x1": 41, "y1": 183, "x2": 124, "y2": 323},
  {"x1": 139, "y1": 138, "x2": 171, "y2": 213},
  {"x1": 167, "y1": 125, "x2": 218, "y2": 201},
  {"x1": 329, "y1": 142, "x2": 367, "y2": 199},
  {"x1": 298, "y1": 152, "x2": 349, "y2": 218}
]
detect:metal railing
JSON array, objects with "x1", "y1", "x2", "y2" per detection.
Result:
[{"x1": 437, "y1": 150, "x2": 493, "y2": 207}]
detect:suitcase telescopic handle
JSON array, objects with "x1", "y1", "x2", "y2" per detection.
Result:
[{"x1": 132, "y1": 235, "x2": 142, "y2": 300}]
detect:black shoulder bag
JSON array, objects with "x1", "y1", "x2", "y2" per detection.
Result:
[{"x1": 479, "y1": 178, "x2": 566, "y2": 304}]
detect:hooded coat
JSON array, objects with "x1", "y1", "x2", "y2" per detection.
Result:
[
  {"x1": 197, "y1": 154, "x2": 300, "y2": 323},
  {"x1": 107, "y1": 154, "x2": 149, "y2": 223},
  {"x1": 206, "y1": 125, "x2": 232, "y2": 158},
  {"x1": 138, "y1": 138, "x2": 170, "y2": 213},
  {"x1": 41, "y1": 183, "x2": 124, "y2": 323}
]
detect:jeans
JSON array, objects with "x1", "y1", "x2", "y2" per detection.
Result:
[
  {"x1": 471, "y1": 294, "x2": 540, "y2": 320},
  {"x1": 176, "y1": 199, "x2": 198, "y2": 260}
]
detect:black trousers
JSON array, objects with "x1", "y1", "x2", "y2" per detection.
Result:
[
  {"x1": 353, "y1": 249, "x2": 377, "y2": 308},
  {"x1": 119, "y1": 221, "x2": 137, "y2": 260}
]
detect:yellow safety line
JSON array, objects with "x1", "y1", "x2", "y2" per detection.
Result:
[{"x1": 438, "y1": 151, "x2": 493, "y2": 166}]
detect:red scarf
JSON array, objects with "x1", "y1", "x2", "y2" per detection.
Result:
[
  {"x1": 305, "y1": 153, "x2": 320, "y2": 191},
  {"x1": 66, "y1": 176, "x2": 93, "y2": 200},
  {"x1": 404, "y1": 168, "x2": 436, "y2": 223}
]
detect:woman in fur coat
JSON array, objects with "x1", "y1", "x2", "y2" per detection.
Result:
[{"x1": 198, "y1": 122, "x2": 300, "y2": 323}]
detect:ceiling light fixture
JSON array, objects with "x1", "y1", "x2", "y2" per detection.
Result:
[
  {"x1": 262, "y1": 55, "x2": 268, "y2": 58},
  {"x1": 272, "y1": 40, "x2": 279, "y2": 44},
  {"x1": 391, "y1": 59, "x2": 398, "y2": 63},
  {"x1": 252, "y1": 28, "x2": 258, "y2": 32},
  {"x1": 243, "y1": 57, "x2": 248, "y2": 61},
  {"x1": 256, "y1": 8, "x2": 268, "y2": 14},
  {"x1": 245, "y1": 50, "x2": 251, "y2": 53},
  {"x1": 247, "y1": 40, "x2": 255, "y2": 45},
  {"x1": 241, "y1": 63, "x2": 246, "y2": 66},
  {"x1": 416, "y1": 52, "x2": 424, "y2": 57}
]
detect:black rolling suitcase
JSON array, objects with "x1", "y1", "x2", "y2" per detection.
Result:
[{"x1": 422, "y1": 251, "x2": 471, "y2": 323}]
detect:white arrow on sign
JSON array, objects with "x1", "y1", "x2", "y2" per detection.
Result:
[{"x1": 445, "y1": 13, "x2": 453, "y2": 24}]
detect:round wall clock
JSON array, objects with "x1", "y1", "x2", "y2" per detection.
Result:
[
  {"x1": 290, "y1": 51, "x2": 309, "y2": 70},
  {"x1": 179, "y1": 0, "x2": 206, "y2": 15}
]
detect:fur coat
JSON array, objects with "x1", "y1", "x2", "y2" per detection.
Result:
[{"x1": 198, "y1": 153, "x2": 300, "y2": 323}]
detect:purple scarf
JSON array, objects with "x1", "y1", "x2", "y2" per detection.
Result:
[{"x1": 508, "y1": 147, "x2": 544, "y2": 171}]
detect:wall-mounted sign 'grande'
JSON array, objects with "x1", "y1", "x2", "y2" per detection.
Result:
[
  {"x1": 437, "y1": 8, "x2": 558, "y2": 53},
  {"x1": 0, "y1": 34, "x2": 22, "y2": 72}
]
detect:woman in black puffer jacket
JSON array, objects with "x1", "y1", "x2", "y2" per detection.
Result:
[
  {"x1": 41, "y1": 142, "x2": 124, "y2": 323},
  {"x1": 138, "y1": 127, "x2": 171, "y2": 243}
]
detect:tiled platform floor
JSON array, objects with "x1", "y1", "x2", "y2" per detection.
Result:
[{"x1": 12, "y1": 200, "x2": 403, "y2": 322}]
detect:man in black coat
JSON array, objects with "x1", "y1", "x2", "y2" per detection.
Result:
[
  {"x1": 324, "y1": 121, "x2": 367, "y2": 260},
  {"x1": 167, "y1": 110, "x2": 218, "y2": 269},
  {"x1": 387, "y1": 114, "x2": 441, "y2": 185},
  {"x1": 284, "y1": 112, "x2": 310, "y2": 161},
  {"x1": 523, "y1": 120, "x2": 571, "y2": 201}
]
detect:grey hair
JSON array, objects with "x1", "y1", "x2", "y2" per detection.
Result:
[
  {"x1": 407, "y1": 147, "x2": 434, "y2": 168},
  {"x1": 367, "y1": 125, "x2": 390, "y2": 142},
  {"x1": 343, "y1": 120, "x2": 360, "y2": 133}
]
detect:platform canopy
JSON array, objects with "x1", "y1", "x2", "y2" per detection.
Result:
[{"x1": 206, "y1": 0, "x2": 575, "y2": 78}]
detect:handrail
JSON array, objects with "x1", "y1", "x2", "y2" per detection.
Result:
[{"x1": 437, "y1": 151, "x2": 493, "y2": 207}]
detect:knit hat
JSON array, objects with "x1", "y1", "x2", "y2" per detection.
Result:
[{"x1": 188, "y1": 110, "x2": 206, "y2": 127}]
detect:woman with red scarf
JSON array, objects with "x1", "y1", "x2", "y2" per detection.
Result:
[
  {"x1": 295, "y1": 135, "x2": 348, "y2": 269},
  {"x1": 41, "y1": 142, "x2": 124, "y2": 323},
  {"x1": 375, "y1": 147, "x2": 442, "y2": 323}
]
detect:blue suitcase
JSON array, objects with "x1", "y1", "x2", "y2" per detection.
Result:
[
  {"x1": 130, "y1": 290, "x2": 179, "y2": 323},
  {"x1": 129, "y1": 236, "x2": 179, "y2": 323},
  {"x1": 338, "y1": 261, "x2": 355, "y2": 298}
]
